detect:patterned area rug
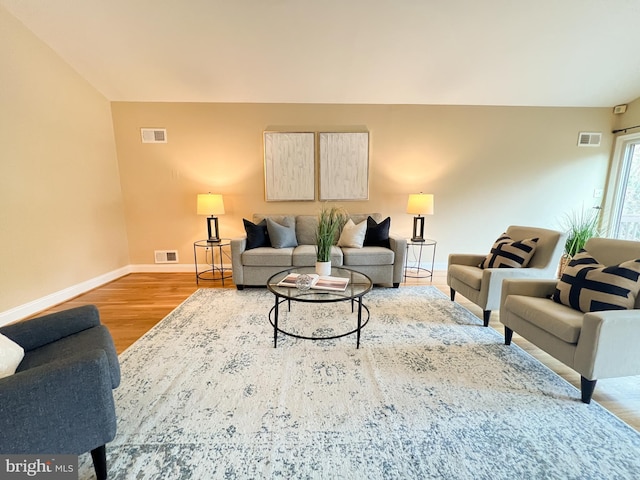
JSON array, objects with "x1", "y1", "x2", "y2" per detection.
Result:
[{"x1": 79, "y1": 287, "x2": 640, "y2": 479}]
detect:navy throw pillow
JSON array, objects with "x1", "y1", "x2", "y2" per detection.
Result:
[
  {"x1": 243, "y1": 219, "x2": 270, "y2": 249},
  {"x1": 364, "y1": 216, "x2": 391, "y2": 248}
]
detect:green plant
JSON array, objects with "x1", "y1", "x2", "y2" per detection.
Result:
[
  {"x1": 563, "y1": 208, "x2": 601, "y2": 257},
  {"x1": 315, "y1": 205, "x2": 347, "y2": 262}
]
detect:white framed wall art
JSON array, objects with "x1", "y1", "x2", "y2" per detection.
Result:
[
  {"x1": 263, "y1": 132, "x2": 315, "y2": 201},
  {"x1": 319, "y1": 132, "x2": 369, "y2": 201}
]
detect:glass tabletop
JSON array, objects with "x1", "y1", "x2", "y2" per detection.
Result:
[{"x1": 267, "y1": 266, "x2": 372, "y2": 302}]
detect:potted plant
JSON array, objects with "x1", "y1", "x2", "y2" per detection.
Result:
[
  {"x1": 315, "y1": 205, "x2": 347, "y2": 275},
  {"x1": 560, "y1": 207, "x2": 601, "y2": 274}
]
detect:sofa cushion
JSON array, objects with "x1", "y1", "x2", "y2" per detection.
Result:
[
  {"x1": 364, "y1": 216, "x2": 391, "y2": 248},
  {"x1": 552, "y1": 250, "x2": 640, "y2": 313},
  {"x1": 243, "y1": 219, "x2": 270, "y2": 250},
  {"x1": 343, "y1": 246, "x2": 394, "y2": 266},
  {"x1": 0, "y1": 333, "x2": 24, "y2": 379},
  {"x1": 504, "y1": 295, "x2": 584, "y2": 343},
  {"x1": 447, "y1": 264, "x2": 482, "y2": 290},
  {"x1": 292, "y1": 245, "x2": 343, "y2": 267},
  {"x1": 266, "y1": 217, "x2": 298, "y2": 248},
  {"x1": 480, "y1": 233, "x2": 538, "y2": 269},
  {"x1": 293, "y1": 215, "x2": 317, "y2": 246},
  {"x1": 338, "y1": 219, "x2": 367, "y2": 248},
  {"x1": 242, "y1": 247, "x2": 294, "y2": 267}
]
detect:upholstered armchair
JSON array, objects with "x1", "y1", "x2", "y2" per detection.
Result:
[
  {"x1": 0, "y1": 305, "x2": 120, "y2": 480},
  {"x1": 448, "y1": 225, "x2": 566, "y2": 326},
  {"x1": 500, "y1": 237, "x2": 640, "y2": 403}
]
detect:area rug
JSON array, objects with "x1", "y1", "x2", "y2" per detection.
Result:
[{"x1": 79, "y1": 286, "x2": 640, "y2": 479}]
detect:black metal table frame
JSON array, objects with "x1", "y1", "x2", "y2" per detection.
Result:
[
  {"x1": 404, "y1": 239, "x2": 437, "y2": 282},
  {"x1": 267, "y1": 268, "x2": 372, "y2": 349},
  {"x1": 193, "y1": 239, "x2": 232, "y2": 286}
]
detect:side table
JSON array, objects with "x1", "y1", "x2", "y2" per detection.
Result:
[
  {"x1": 193, "y1": 239, "x2": 232, "y2": 286},
  {"x1": 404, "y1": 239, "x2": 437, "y2": 282}
]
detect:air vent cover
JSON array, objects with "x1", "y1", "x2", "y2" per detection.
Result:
[
  {"x1": 577, "y1": 132, "x2": 601, "y2": 147},
  {"x1": 154, "y1": 250, "x2": 178, "y2": 263},
  {"x1": 141, "y1": 128, "x2": 167, "y2": 143}
]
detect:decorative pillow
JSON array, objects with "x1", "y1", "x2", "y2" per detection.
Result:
[
  {"x1": 0, "y1": 333, "x2": 24, "y2": 379},
  {"x1": 266, "y1": 217, "x2": 298, "y2": 249},
  {"x1": 364, "y1": 216, "x2": 391, "y2": 248},
  {"x1": 338, "y1": 219, "x2": 367, "y2": 248},
  {"x1": 243, "y1": 219, "x2": 270, "y2": 250},
  {"x1": 552, "y1": 250, "x2": 640, "y2": 313},
  {"x1": 480, "y1": 233, "x2": 539, "y2": 269}
]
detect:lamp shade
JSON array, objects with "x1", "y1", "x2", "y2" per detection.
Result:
[
  {"x1": 197, "y1": 193, "x2": 225, "y2": 216},
  {"x1": 406, "y1": 193, "x2": 434, "y2": 215}
]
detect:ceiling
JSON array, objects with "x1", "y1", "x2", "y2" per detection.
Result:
[{"x1": 3, "y1": 0, "x2": 640, "y2": 107}]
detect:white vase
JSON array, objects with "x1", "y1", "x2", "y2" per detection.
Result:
[{"x1": 315, "y1": 261, "x2": 331, "y2": 276}]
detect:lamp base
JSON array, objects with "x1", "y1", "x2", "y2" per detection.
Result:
[
  {"x1": 412, "y1": 216, "x2": 425, "y2": 243},
  {"x1": 206, "y1": 216, "x2": 220, "y2": 243}
]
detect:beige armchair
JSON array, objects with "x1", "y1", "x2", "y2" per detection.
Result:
[
  {"x1": 500, "y1": 237, "x2": 640, "y2": 403},
  {"x1": 448, "y1": 225, "x2": 565, "y2": 326}
]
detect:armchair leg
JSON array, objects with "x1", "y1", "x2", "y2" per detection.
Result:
[
  {"x1": 450, "y1": 288, "x2": 456, "y2": 301},
  {"x1": 91, "y1": 445, "x2": 108, "y2": 480},
  {"x1": 580, "y1": 376, "x2": 597, "y2": 404},
  {"x1": 482, "y1": 310, "x2": 491, "y2": 327},
  {"x1": 504, "y1": 327, "x2": 513, "y2": 345}
]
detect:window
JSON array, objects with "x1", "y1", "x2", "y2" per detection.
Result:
[{"x1": 606, "y1": 133, "x2": 640, "y2": 240}]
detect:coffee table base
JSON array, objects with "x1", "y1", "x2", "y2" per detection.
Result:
[{"x1": 269, "y1": 297, "x2": 370, "y2": 348}]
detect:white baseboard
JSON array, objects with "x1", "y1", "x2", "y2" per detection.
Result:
[
  {"x1": 130, "y1": 263, "x2": 231, "y2": 273},
  {"x1": 0, "y1": 263, "x2": 235, "y2": 326},
  {"x1": 0, "y1": 265, "x2": 132, "y2": 327}
]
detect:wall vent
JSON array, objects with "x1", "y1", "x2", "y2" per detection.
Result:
[
  {"x1": 154, "y1": 250, "x2": 179, "y2": 263},
  {"x1": 577, "y1": 132, "x2": 601, "y2": 147},
  {"x1": 141, "y1": 128, "x2": 167, "y2": 143}
]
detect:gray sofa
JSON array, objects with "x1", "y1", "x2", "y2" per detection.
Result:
[{"x1": 231, "y1": 213, "x2": 407, "y2": 289}]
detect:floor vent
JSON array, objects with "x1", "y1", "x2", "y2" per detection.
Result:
[
  {"x1": 154, "y1": 250, "x2": 179, "y2": 263},
  {"x1": 577, "y1": 132, "x2": 601, "y2": 147},
  {"x1": 141, "y1": 128, "x2": 167, "y2": 143}
]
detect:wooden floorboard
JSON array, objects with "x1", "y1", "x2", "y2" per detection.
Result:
[{"x1": 30, "y1": 270, "x2": 639, "y2": 432}]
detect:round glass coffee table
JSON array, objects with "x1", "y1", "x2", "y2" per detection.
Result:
[{"x1": 266, "y1": 266, "x2": 373, "y2": 348}]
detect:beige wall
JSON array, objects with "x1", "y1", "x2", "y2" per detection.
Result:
[
  {"x1": 112, "y1": 102, "x2": 613, "y2": 268},
  {"x1": 0, "y1": 7, "x2": 129, "y2": 314},
  {"x1": 613, "y1": 96, "x2": 640, "y2": 132}
]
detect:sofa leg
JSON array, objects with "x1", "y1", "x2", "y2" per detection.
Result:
[
  {"x1": 393, "y1": 282, "x2": 400, "y2": 288},
  {"x1": 91, "y1": 445, "x2": 107, "y2": 480},
  {"x1": 504, "y1": 327, "x2": 513, "y2": 345},
  {"x1": 236, "y1": 285, "x2": 244, "y2": 291},
  {"x1": 581, "y1": 376, "x2": 597, "y2": 404},
  {"x1": 450, "y1": 288, "x2": 456, "y2": 301},
  {"x1": 483, "y1": 310, "x2": 491, "y2": 327}
]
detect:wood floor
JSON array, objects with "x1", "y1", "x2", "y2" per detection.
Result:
[{"x1": 32, "y1": 271, "x2": 640, "y2": 431}]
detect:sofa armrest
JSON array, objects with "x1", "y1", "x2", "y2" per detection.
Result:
[
  {"x1": 0, "y1": 349, "x2": 116, "y2": 454},
  {"x1": 575, "y1": 309, "x2": 640, "y2": 380},
  {"x1": 230, "y1": 236, "x2": 247, "y2": 286},
  {"x1": 0, "y1": 305, "x2": 101, "y2": 352},
  {"x1": 448, "y1": 253, "x2": 485, "y2": 267},
  {"x1": 388, "y1": 234, "x2": 408, "y2": 284}
]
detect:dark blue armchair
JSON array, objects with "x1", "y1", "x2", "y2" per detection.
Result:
[{"x1": 0, "y1": 305, "x2": 120, "y2": 480}]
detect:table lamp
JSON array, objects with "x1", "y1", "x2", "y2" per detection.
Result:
[
  {"x1": 197, "y1": 193, "x2": 225, "y2": 243},
  {"x1": 406, "y1": 193, "x2": 434, "y2": 242}
]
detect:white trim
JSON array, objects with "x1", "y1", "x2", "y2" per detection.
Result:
[
  {"x1": 603, "y1": 132, "x2": 640, "y2": 236},
  {"x1": 0, "y1": 266, "x2": 132, "y2": 327},
  {"x1": 0, "y1": 263, "x2": 237, "y2": 326},
  {"x1": 130, "y1": 263, "x2": 196, "y2": 273}
]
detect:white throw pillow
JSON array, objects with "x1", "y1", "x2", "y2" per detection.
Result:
[
  {"x1": 0, "y1": 333, "x2": 25, "y2": 379},
  {"x1": 337, "y1": 219, "x2": 367, "y2": 249}
]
